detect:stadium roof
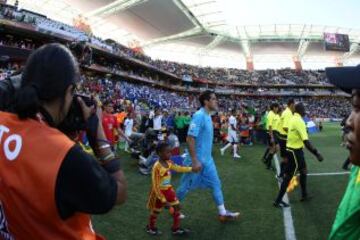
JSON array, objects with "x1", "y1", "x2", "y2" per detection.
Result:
[{"x1": 8, "y1": 0, "x2": 360, "y2": 69}]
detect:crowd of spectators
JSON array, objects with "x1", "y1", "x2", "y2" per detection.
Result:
[
  {"x1": 0, "y1": 35, "x2": 37, "y2": 50},
  {"x1": 151, "y1": 61, "x2": 329, "y2": 85},
  {"x1": 76, "y1": 75, "x2": 349, "y2": 119},
  {"x1": 78, "y1": 76, "x2": 196, "y2": 111},
  {"x1": 216, "y1": 96, "x2": 349, "y2": 119},
  {"x1": 0, "y1": 3, "x2": 352, "y2": 119},
  {"x1": 0, "y1": 3, "x2": 337, "y2": 87}
]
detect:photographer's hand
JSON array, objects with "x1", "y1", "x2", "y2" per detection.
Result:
[
  {"x1": 79, "y1": 97, "x2": 127, "y2": 205},
  {"x1": 79, "y1": 97, "x2": 109, "y2": 157},
  {"x1": 77, "y1": 97, "x2": 95, "y2": 121}
]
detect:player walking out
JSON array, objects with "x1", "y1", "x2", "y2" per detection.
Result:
[{"x1": 176, "y1": 90, "x2": 240, "y2": 222}]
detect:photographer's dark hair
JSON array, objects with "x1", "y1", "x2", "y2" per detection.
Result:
[
  {"x1": 15, "y1": 43, "x2": 79, "y2": 119},
  {"x1": 199, "y1": 90, "x2": 214, "y2": 107}
]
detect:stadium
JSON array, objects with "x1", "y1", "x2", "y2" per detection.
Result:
[{"x1": 0, "y1": 0, "x2": 359, "y2": 240}]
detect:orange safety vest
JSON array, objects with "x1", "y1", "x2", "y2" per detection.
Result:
[{"x1": 0, "y1": 111, "x2": 104, "y2": 240}]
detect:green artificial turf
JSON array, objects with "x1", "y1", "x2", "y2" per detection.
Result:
[{"x1": 93, "y1": 122, "x2": 350, "y2": 240}]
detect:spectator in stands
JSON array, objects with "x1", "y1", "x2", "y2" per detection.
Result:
[
  {"x1": 152, "y1": 107, "x2": 164, "y2": 140},
  {"x1": 183, "y1": 111, "x2": 191, "y2": 140},
  {"x1": 123, "y1": 111, "x2": 144, "y2": 153},
  {"x1": 102, "y1": 100, "x2": 119, "y2": 148},
  {"x1": 175, "y1": 112, "x2": 186, "y2": 143},
  {"x1": 239, "y1": 117, "x2": 252, "y2": 146},
  {"x1": 167, "y1": 127, "x2": 180, "y2": 156},
  {"x1": 163, "y1": 109, "x2": 175, "y2": 129}
]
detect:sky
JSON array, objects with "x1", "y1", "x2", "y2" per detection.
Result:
[{"x1": 223, "y1": 0, "x2": 360, "y2": 29}]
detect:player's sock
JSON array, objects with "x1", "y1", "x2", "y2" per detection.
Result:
[
  {"x1": 275, "y1": 174, "x2": 292, "y2": 203},
  {"x1": 299, "y1": 172, "x2": 307, "y2": 198},
  {"x1": 233, "y1": 144, "x2": 238, "y2": 157},
  {"x1": 149, "y1": 212, "x2": 158, "y2": 229},
  {"x1": 172, "y1": 208, "x2": 181, "y2": 230},
  {"x1": 221, "y1": 143, "x2": 231, "y2": 152},
  {"x1": 262, "y1": 148, "x2": 270, "y2": 160},
  {"x1": 217, "y1": 204, "x2": 226, "y2": 215},
  {"x1": 266, "y1": 153, "x2": 274, "y2": 169},
  {"x1": 342, "y1": 157, "x2": 351, "y2": 170},
  {"x1": 279, "y1": 161, "x2": 286, "y2": 177}
]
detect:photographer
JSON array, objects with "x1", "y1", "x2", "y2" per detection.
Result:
[{"x1": 0, "y1": 43, "x2": 126, "y2": 239}]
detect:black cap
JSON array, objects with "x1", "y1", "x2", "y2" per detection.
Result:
[{"x1": 325, "y1": 65, "x2": 360, "y2": 93}]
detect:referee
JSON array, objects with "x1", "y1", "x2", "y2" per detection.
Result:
[
  {"x1": 264, "y1": 103, "x2": 280, "y2": 170},
  {"x1": 274, "y1": 103, "x2": 324, "y2": 207},
  {"x1": 277, "y1": 99, "x2": 295, "y2": 178}
]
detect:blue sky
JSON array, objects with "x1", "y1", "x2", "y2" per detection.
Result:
[{"x1": 224, "y1": 0, "x2": 360, "y2": 29}]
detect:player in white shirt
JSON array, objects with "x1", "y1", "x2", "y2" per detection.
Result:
[
  {"x1": 124, "y1": 117, "x2": 134, "y2": 137},
  {"x1": 123, "y1": 112, "x2": 143, "y2": 152},
  {"x1": 220, "y1": 110, "x2": 241, "y2": 158},
  {"x1": 153, "y1": 108, "x2": 164, "y2": 140}
]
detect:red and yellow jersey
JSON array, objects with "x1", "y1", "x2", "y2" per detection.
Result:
[
  {"x1": 0, "y1": 111, "x2": 103, "y2": 240},
  {"x1": 147, "y1": 160, "x2": 191, "y2": 209}
]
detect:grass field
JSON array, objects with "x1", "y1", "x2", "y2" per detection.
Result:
[{"x1": 93, "y1": 123, "x2": 350, "y2": 240}]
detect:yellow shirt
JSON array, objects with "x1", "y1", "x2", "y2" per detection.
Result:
[
  {"x1": 278, "y1": 107, "x2": 293, "y2": 136},
  {"x1": 286, "y1": 113, "x2": 309, "y2": 149},
  {"x1": 266, "y1": 110, "x2": 276, "y2": 131},
  {"x1": 273, "y1": 114, "x2": 281, "y2": 133}
]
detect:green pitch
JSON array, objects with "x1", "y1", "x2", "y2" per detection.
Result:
[{"x1": 93, "y1": 123, "x2": 349, "y2": 240}]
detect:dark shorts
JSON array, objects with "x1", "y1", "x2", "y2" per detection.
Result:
[
  {"x1": 267, "y1": 131, "x2": 279, "y2": 146},
  {"x1": 285, "y1": 148, "x2": 306, "y2": 175},
  {"x1": 277, "y1": 134, "x2": 287, "y2": 158}
]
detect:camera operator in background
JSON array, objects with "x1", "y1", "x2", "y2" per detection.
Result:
[{"x1": 0, "y1": 43, "x2": 127, "y2": 240}]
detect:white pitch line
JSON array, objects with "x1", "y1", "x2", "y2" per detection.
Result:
[
  {"x1": 273, "y1": 154, "x2": 297, "y2": 240},
  {"x1": 306, "y1": 172, "x2": 350, "y2": 176}
]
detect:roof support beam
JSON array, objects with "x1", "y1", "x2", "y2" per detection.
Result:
[
  {"x1": 203, "y1": 35, "x2": 224, "y2": 50},
  {"x1": 85, "y1": 0, "x2": 148, "y2": 18},
  {"x1": 240, "y1": 40, "x2": 251, "y2": 58},
  {"x1": 172, "y1": 0, "x2": 205, "y2": 30},
  {"x1": 187, "y1": 1, "x2": 216, "y2": 8},
  {"x1": 235, "y1": 26, "x2": 252, "y2": 58},
  {"x1": 141, "y1": 27, "x2": 204, "y2": 48},
  {"x1": 341, "y1": 42, "x2": 360, "y2": 61},
  {"x1": 297, "y1": 39, "x2": 310, "y2": 59},
  {"x1": 195, "y1": 34, "x2": 224, "y2": 55}
]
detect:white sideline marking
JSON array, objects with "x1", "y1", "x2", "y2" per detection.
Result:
[
  {"x1": 274, "y1": 154, "x2": 297, "y2": 240},
  {"x1": 306, "y1": 172, "x2": 350, "y2": 176}
]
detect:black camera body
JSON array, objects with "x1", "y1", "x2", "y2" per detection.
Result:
[
  {"x1": 58, "y1": 94, "x2": 95, "y2": 133},
  {"x1": 0, "y1": 76, "x2": 95, "y2": 132}
]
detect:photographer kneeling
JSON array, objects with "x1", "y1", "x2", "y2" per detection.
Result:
[{"x1": 0, "y1": 43, "x2": 126, "y2": 240}]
